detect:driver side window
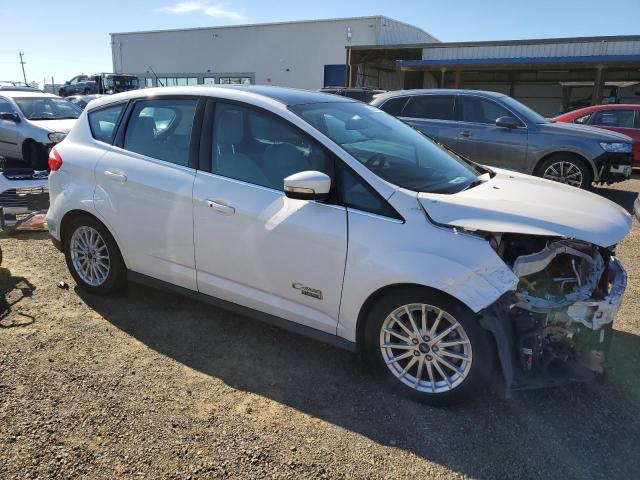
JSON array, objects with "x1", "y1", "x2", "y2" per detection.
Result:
[{"x1": 0, "y1": 99, "x2": 15, "y2": 115}]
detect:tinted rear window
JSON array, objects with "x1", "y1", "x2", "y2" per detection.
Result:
[
  {"x1": 378, "y1": 97, "x2": 409, "y2": 116},
  {"x1": 88, "y1": 103, "x2": 125, "y2": 143},
  {"x1": 402, "y1": 95, "x2": 455, "y2": 120}
]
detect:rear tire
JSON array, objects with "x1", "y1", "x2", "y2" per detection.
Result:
[
  {"x1": 534, "y1": 154, "x2": 592, "y2": 189},
  {"x1": 365, "y1": 287, "x2": 494, "y2": 406},
  {"x1": 63, "y1": 215, "x2": 126, "y2": 295}
]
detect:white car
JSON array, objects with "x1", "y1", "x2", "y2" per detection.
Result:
[{"x1": 46, "y1": 86, "x2": 631, "y2": 405}]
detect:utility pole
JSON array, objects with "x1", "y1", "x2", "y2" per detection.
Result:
[{"x1": 19, "y1": 52, "x2": 27, "y2": 84}]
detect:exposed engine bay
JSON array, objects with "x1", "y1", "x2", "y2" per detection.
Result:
[{"x1": 481, "y1": 233, "x2": 627, "y2": 391}]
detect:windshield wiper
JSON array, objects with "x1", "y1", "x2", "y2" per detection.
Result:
[{"x1": 460, "y1": 172, "x2": 491, "y2": 192}]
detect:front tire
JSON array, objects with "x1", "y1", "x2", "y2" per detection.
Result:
[
  {"x1": 365, "y1": 288, "x2": 494, "y2": 406},
  {"x1": 535, "y1": 154, "x2": 592, "y2": 189},
  {"x1": 63, "y1": 215, "x2": 126, "y2": 294}
]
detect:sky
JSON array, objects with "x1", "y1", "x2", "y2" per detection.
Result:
[{"x1": 1, "y1": 0, "x2": 639, "y2": 87}]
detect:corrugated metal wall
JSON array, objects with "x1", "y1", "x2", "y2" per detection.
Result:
[
  {"x1": 377, "y1": 17, "x2": 438, "y2": 45},
  {"x1": 422, "y1": 39, "x2": 640, "y2": 60}
]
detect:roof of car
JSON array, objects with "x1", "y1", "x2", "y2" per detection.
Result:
[
  {"x1": 88, "y1": 85, "x2": 357, "y2": 110},
  {"x1": 372, "y1": 88, "x2": 506, "y2": 102},
  {"x1": 0, "y1": 91, "x2": 60, "y2": 99}
]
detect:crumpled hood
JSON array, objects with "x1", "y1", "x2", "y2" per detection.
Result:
[
  {"x1": 418, "y1": 169, "x2": 632, "y2": 247},
  {"x1": 27, "y1": 118, "x2": 76, "y2": 133}
]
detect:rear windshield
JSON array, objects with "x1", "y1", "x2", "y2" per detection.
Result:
[
  {"x1": 291, "y1": 102, "x2": 482, "y2": 194},
  {"x1": 104, "y1": 76, "x2": 140, "y2": 88},
  {"x1": 14, "y1": 97, "x2": 81, "y2": 120}
]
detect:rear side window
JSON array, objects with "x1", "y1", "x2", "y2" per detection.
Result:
[
  {"x1": 402, "y1": 95, "x2": 455, "y2": 120},
  {"x1": 378, "y1": 97, "x2": 409, "y2": 116},
  {"x1": 88, "y1": 104, "x2": 125, "y2": 144},
  {"x1": 123, "y1": 98, "x2": 198, "y2": 166},
  {"x1": 573, "y1": 113, "x2": 592, "y2": 124},
  {"x1": 591, "y1": 109, "x2": 636, "y2": 128}
]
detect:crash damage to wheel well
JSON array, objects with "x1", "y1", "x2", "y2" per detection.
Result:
[{"x1": 478, "y1": 232, "x2": 627, "y2": 392}]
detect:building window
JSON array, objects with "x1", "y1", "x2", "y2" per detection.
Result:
[
  {"x1": 219, "y1": 77, "x2": 251, "y2": 85},
  {"x1": 156, "y1": 77, "x2": 198, "y2": 87},
  {"x1": 203, "y1": 77, "x2": 216, "y2": 85}
]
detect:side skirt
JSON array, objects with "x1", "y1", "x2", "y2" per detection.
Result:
[{"x1": 127, "y1": 270, "x2": 357, "y2": 353}]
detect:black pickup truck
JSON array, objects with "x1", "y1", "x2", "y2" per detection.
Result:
[{"x1": 58, "y1": 73, "x2": 140, "y2": 97}]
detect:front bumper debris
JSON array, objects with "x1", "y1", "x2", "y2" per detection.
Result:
[
  {"x1": 480, "y1": 238, "x2": 627, "y2": 394},
  {"x1": 595, "y1": 152, "x2": 633, "y2": 184}
]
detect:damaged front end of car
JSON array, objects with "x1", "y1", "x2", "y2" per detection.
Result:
[{"x1": 480, "y1": 233, "x2": 627, "y2": 392}]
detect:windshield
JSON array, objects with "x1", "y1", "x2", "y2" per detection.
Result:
[
  {"x1": 500, "y1": 95, "x2": 547, "y2": 125},
  {"x1": 15, "y1": 97, "x2": 81, "y2": 120},
  {"x1": 291, "y1": 102, "x2": 483, "y2": 194}
]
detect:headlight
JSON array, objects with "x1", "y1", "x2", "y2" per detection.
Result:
[
  {"x1": 48, "y1": 132, "x2": 67, "y2": 143},
  {"x1": 600, "y1": 142, "x2": 632, "y2": 153}
]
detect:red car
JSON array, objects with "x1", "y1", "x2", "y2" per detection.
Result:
[{"x1": 553, "y1": 104, "x2": 640, "y2": 168}]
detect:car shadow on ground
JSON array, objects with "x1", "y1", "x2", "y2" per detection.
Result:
[
  {"x1": 593, "y1": 186, "x2": 638, "y2": 213},
  {"x1": 0, "y1": 267, "x2": 35, "y2": 328},
  {"x1": 79, "y1": 284, "x2": 640, "y2": 479}
]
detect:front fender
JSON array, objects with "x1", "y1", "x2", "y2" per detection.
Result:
[{"x1": 337, "y1": 209, "x2": 518, "y2": 342}]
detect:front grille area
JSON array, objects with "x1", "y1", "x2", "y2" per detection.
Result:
[{"x1": 0, "y1": 186, "x2": 49, "y2": 209}]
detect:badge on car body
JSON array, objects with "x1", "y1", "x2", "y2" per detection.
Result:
[{"x1": 292, "y1": 283, "x2": 323, "y2": 300}]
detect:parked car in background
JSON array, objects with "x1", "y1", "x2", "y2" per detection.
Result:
[
  {"x1": 0, "y1": 90, "x2": 80, "y2": 169},
  {"x1": 319, "y1": 87, "x2": 386, "y2": 103},
  {"x1": 65, "y1": 94, "x2": 104, "y2": 110},
  {"x1": 0, "y1": 81, "x2": 43, "y2": 92},
  {"x1": 47, "y1": 86, "x2": 630, "y2": 405},
  {"x1": 553, "y1": 104, "x2": 640, "y2": 169},
  {"x1": 58, "y1": 73, "x2": 140, "y2": 97},
  {"x1": 371, "y1": 89, "x2": 634, "y2": 189}
]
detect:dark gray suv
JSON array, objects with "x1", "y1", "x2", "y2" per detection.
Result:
[{"x1": 371, "y1": 89, "x2": 633, "y2": 188}]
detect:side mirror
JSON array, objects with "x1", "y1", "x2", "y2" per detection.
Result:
[
  {"x1": 283, "y1": 171, "x2": 331, "y2": 201},
  {"x1": 65, "y1": 81, "x2": 70, "y2": 85},
  {"x1": 0, "y1": 112, "x2": 19, "y2": 122},
  {"x1": 495, "y1": 116, "x2": 519, "y2": 129}
]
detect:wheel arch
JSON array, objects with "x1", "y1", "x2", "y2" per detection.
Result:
[
  {"x1": 533, "y1": 150, "x2": 597, "y2": 181},
  {"x1": 354, "y1": 283, "x2": 475, "y2": 354},
  {"x1": 59, "y1": 209, "x2": 128, "y2": 267}
]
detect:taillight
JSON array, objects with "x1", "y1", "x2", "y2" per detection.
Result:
[{"x1": 48, "y1": 147, "x2": 62, "y2": 171}]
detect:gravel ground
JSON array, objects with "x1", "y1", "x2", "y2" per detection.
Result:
[{"x1": 1, "y1": 177, "x2": 639, "y2": 480}]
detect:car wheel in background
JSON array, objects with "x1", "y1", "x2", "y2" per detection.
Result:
[
  {"x1": 535, "y1": 154, "x2": 592, "y2": 189},
  {"x1": 83, "y1": 88, "x2": 91, "y2": 95},
  {"x1": 365, "y1": 287, "x2": 493, "y2": 406},
  {"x1": 63, "y1": 215, "x2": 126, "y2": 294},
  {"x1": 24, "y1": 141, "x2": 48, "y2": 170}
]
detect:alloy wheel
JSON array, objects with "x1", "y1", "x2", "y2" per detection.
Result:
[
  {"x1": 70, "y1": 226, "x2": 110, "y2": 286},
  {"x1": 542, "y1": 161, "x2": 583, "y2": 187},
  {"x1": 379, "y1": 303, "x2": 472, "y2": 393}
]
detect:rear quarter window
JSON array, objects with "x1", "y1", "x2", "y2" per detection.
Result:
[{"x1": 88, "y1": 103, "x2": 125, "y2": 144}]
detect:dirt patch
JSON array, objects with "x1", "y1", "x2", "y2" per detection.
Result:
[{"x1": 1, "y1": 179, "x2": 640, "y2": 479}]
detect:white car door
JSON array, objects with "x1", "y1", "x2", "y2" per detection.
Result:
[
  {"x1": 192, "y1": 101, "x2": 347, "y2": 334},
  {"x1": 94, "y1": 97, "x2": 202, "y2": 290},
  {"x1": 0, "y1": 98, "x2": 19, "y2": 158}
]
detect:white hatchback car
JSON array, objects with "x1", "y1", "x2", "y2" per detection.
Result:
[{"x1": 46, "y1": 86, "x2": 631, "y2": 405}]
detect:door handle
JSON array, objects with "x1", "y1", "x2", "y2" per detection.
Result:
[
  {"x1": 104, "y1": 170, "x2": 127, "y2": 182},
  {"x1": 206, "y1": 199, "x2": 235, "y2": 215},
  {"x1": 460, "y1": 130, "x2": 473, "y2": 138}
]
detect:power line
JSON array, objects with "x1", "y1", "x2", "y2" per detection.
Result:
[{"x1": 18, "y1": 52, "x2": 27, "y2": 84}]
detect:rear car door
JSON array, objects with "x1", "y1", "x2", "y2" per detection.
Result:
[
  {"x1": 94, "y1": 96, "x2": 203, "y2": 290},
  {"x1": 0, "y1": 97, "x2": 19, "y2": 158},
  {"x1": 398, "y1": 94, "x2": 459, "y2": 149},
  {"x1": 192, "y1": 100, "x2": 347, "y2": 334},
  {"x1": 455, "y1": 94, "x2": 529, "y2": 170}
]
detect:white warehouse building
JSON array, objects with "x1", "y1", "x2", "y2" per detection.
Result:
[{"x1": 110, "y1": 16, "x2": 437, "y2": 90}]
